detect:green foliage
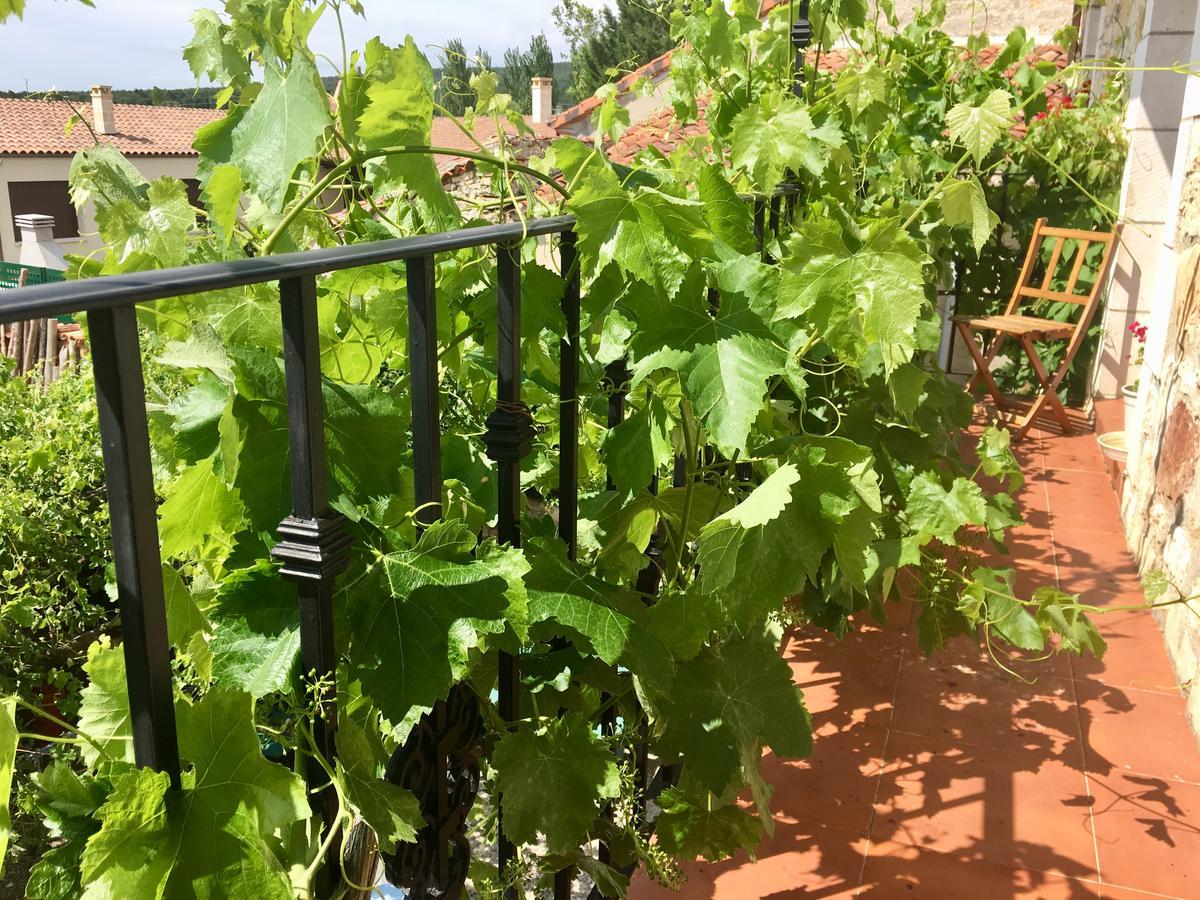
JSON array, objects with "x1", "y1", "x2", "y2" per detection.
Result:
[
  {"x1": 553, "y1": 0, "x2": 675, "y2": 103},
  {"x1": 497, "y1": 33, "x2": 556, "y2": 114},
  {"x1": 0, "y1": 366, "x2": 111, "y2": 704},
  {"x1": 2, "y1": 0, "x2": 1125, "y2": 894}
]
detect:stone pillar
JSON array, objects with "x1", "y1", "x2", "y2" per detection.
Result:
[
  {"x1": 15, "y1": 214, "x2": 68, "y2": 271},
  {"x1": 1093, "y1": 0, "x2": 1194, "y2": 398}
]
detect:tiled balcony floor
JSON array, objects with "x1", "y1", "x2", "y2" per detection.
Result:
[{"x1": 632, "y1": 410, "x2": 1200, "y2": 899}]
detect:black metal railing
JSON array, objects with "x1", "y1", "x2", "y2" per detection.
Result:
[{"x1": 1, "y1": 6, "x2": 816, "y2": 893}]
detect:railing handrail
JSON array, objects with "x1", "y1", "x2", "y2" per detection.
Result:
[{"x1": 0, "y1": 215, "x2": 577, "y2": 324}]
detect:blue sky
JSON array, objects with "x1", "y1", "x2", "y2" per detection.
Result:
[{"x1": 0, "y1": 0, "x2": 591, "y2": 91}]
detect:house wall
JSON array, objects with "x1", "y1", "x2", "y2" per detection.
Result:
[
  {"x1": 1118, "y1": 0, "x2": 1200, "y2": 743},
  {"x1": 1090, "y1": 0, "x2": 1194, "y2": 397},
  {"x1": 554, "y1": 73, "x2": 673, "y2": 140},
  {"x1": 0, "y1": 155, "x2": 200, "y2": 263}
]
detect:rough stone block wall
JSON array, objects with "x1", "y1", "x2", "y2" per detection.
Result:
[
  {"x1": 1124, "y1": 123, "x2": 1200, "y2": 741},
  {"x1": 879, "y1": 0, "x2": 1077, "y2": 40}
]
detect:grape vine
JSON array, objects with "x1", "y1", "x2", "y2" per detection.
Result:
[{"x1": 2, "y1": 1, "x2": 1127, "y2": 897}]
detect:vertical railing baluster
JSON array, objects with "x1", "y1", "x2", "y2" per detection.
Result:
[
  {"x1": 483, "y1": 244, "x2": 535, "y2": 900},
  {"x1": 273, "y1": 275, "x2": 352, "y2": 837},
  {"x1": 558, "y1": 232, "x2": 581, "y2": 560},
  {"x1": 766, "y1": 193, "x2": 782, "y2": 263},
  {"x1": 753, "y1": 197, "x2": 766, "y2": 257},
  {"x1": 408, "y1": 254, "x2": 442, "y2": 531},
  {"x1": 89, "y1": 305, "x2": 180, "y2": 788},
  {"x1": 554, "y1": 232, "x2": 582, "y2": 900}
]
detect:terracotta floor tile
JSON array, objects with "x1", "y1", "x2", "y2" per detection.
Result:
[
  {"x1": 1039, "y1": 432, "x2": 1107, "y2": 473},
  {"x1": 871, "y1": 731, "x2": 1097, "y2": 879},
  {"x1": 858, "y1": 840, "x2": 1100, "y2": 899},
  {"x1": 1088, "y1": 772, "x2": 1200, "y2": 897},
  {"x1": 764, "y1": 724, "x2": 888, "y2": 835},
  {"x1": 1041, "y1": 472, "x2": 1125, "y2": 533},
  {"x1": 1097, "y1": 886, "x2": 1184, "y2": 899},
  {"x1": 1070, "y1": 613, "x2": 1181, "y2": 694},
  {"x1": 628, "y1": 821, "x2": 866, "y2": 900},
  {"x1": 1076, "y1": 683, "x2": 1200, "y2": 784},
  {"x1": 893, "y1": 657, "x2": 1084, "y2": 765}
]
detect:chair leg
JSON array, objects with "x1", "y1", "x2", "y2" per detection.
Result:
[
  {"x1": 964, "y1": 331, "x2": 1008, "y2": 394},
  {"x1": 956, "y1": 323, "x2": 1007, "y2": 412},
  {"x1": 1013, "y1": 335, "x2": 1073, "y2": 439}
]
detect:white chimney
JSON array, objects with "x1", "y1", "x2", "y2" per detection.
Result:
[
  {"x1": 90, "y1": 85, "x2": 116, "y2": 135},
  {"x1": 16, "y1": 214, "x2": 68, "y2": 271},
  {"x1": 531, "y1": 76, "x2": 553, "y2": 125}
]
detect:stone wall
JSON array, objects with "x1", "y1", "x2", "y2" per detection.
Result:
[
  {"x1": 1121, "y1": 3, "x2": 1200, "y2": 743},
  {"x1": 877, "y1": 0, "x2": 1076, "y2": 40}
]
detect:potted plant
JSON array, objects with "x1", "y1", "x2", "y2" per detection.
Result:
[{"x1": 1123, "y1": 320, "x2": 1147, "y2": 431}]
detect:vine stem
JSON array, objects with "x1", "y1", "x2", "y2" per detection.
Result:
[
  {"x1": 12, "y1": 695, "x2": 112, "y2": 762},
  {"x1": 261, "y1": 145, "x2": 570, "y2": 255}
]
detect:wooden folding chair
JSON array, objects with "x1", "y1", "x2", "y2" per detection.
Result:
[{"x1": 954, "y1": 217, "x2": 1122, "y2": 440}]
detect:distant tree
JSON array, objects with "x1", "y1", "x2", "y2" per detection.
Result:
[
  {"x1": 438, "y1": 37, "x2": 474, "y2": 115},
  {"x1": 553, "y1": 0, "x2": 674, "y2": 102},
  {"x1": 474, "y1": 47, "x2": 493, "y2": 76},
  {"x1": 498, "y1": 32, "x2": 557, "y2": 115}
]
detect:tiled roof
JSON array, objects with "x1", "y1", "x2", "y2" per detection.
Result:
[
  {"x1": 599, "y1": 43, "x2": 1065, "y2": 165},
  {"x1": 0, "y1": 97, "x2": 223, "y2": 157},
  {"x1": 434, "y1": 115, "x2": 559, "y2": 177},
  {"x1": 548, "y1": 50, "x2": 675, "y2": 132},
  {"x1": 605, "y1": 97, "x2": 710, "y2": 166}
]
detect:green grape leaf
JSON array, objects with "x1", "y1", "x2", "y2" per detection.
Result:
[
  {"x1": 779, "y1": 218, "x2": 928, "y2": 374},
  {"x1": 336, "y1": 711, "x2": 422, "y2": 846},
  {"x1": 350, "y1": 535, "x2": 526, "y2": 723},
  {"x1": 626, "y1": 285, "x2": 787, "y2": 455},
  {"x1": 697, "y1": 439, "x2": 881, "y2": 612},
  {"x1": 699, "y1": 164, "x2": 757, "y2": 256},
  {"x1": 946, "y1": 89, "x2": 1013, "y2": 166},
  {"x1": 976, "y1": 424, "x2": 1024, "y2": 490},
  {"x1": 69, "y1": 147, "x2": 196, "y2": 270},
  {"x1": 76, "y1": 645, "x2": 134, "y2": 771},
  {"x1": 1033, "y1": 586, "x2": 1107, "y2": 657},
  {"x1": 961, "y1": 568, "x2": 1043, "y2": 651},
  {"x1": 730, "y1": 100, "x2": 844, "y2": 188},
  {"x1": 602, "y1": 393, "x2": 674, "y2": 495},
  {"x1": 158, "y1": 455, "x2": 247, "y2": 565},
  {"x1": 493, "y1": 714, "x2": 620, "y2": 854},
  {"x1": 523, "y1": 537, "x2": 673, "y2": 691},
  {"x1": 916, "y1": 591, "x2": 975, "y2": 655},
  {"x1": 203, "y1": 163, "x2": 243, "y2": 247},
  {"x1": 0, "y1": 698, "x2": 15, "y2": 865},
  {"x1": 906, "y1": 473, "x2": 988, "y2": 545},
  {"x1": 939, "y1": 177, "x2": 999, "y2": 254},
  {"x1": 183, "y1": 9, "x2": 251, "y2": 87},
  {"x1": 1142, "y1": 570, "x2": 1171, "y2": 603},
  {"x1": 208, "y1": 564, "x2": 300, "y2": 698},
  {"x1": 80, "y1": 690, "x2": 305, "y2": 899},
  {"x1": 226, "y1": 50, "x2": 331, "y2": 211},
  {"x1": 655, "y1": 786, "x2": 761, "y2": 862},
  {"x1": 658, "y1": 630, "x2": 811, "y2": 797}
]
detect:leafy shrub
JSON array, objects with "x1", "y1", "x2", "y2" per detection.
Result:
[{"x1": 0, "y1": 363, "x2": 111, "y2": 706}]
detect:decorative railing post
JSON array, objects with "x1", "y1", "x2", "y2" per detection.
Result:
[
  {"x1": 273, "y1": 275, "x2": 352, "y2": 830},
  {"x1": 384, "y1": 252, "x2": 487, "y2": 899},
  {"x1": 89, "y1": 306, "x2": 181, "y2": 788},
  {"x1": 558, "y1": 232, "x2": 581, "y2": 560},
  {"x1": 792, "y1": 0, "x2": 813, "y2": 98},
  {"x1": 483, "y1": 243, "x2": 536, "y2": 899}
]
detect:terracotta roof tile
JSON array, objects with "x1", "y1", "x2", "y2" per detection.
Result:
[
  {"x1": 434, "y1": 115, "x2": 559, "y2": 177},
  {"x1": 548, "y1": 50, "x2": 675, "y2": 131},
  {"x1": 0, "y1": 97, "x2": 223, "y2": 157}
]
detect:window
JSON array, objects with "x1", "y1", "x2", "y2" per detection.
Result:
[{"x1": 8, "y1": 181, "x2": 80, "y2": 239}]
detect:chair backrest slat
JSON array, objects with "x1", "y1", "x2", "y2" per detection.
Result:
[
  {"x1": 1040, "y1": 237, "x2": 1066, "y2": 292},
  {"x1": 1006, "y1": 220, "x2": 1120, "y2": 322}
]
